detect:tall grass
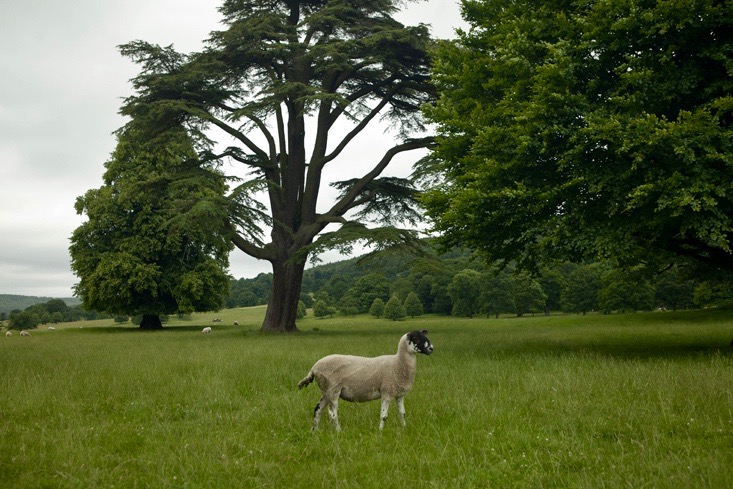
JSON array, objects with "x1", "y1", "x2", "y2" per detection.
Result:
[{"x1": 1, "y1": 308, "x2": 732, "y2": 488}]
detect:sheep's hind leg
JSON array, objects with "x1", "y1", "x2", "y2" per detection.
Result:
[
  {"x1": 312, "y1": 397, "x2": 328, "y2": 431},
  {"x1": 396, "y1": 396, "x2": 406, "y2": 427},
  {"x1": 328, "y1": 399, "x2": 341, "y2": 432},
  {"x1": 379, "y1": 397, "x2": 392, "y2": 430}
]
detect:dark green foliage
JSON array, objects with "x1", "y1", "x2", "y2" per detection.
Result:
[
  {"x1": 655, "y1": 266, "x2": 697, "y2": 311},
  {"x1": 369, "y1": 298, "x2": 386, "y2": 318},
  {"x1": 313, "y1": 300, "x2": 335, "y2": 319},
  {"x1": 338, "y1": 295, "x2": 359, "y2": 317},
  {"x1": 479, "y1": 271, "x2": 515, "y2": 318},
  {"x1": 562, "y1": 265, "x2": 603, "y2": 314},
  {"x1": 694, "y1": 279, "x2": 733, "y2": 308},
  {"x1": 423, "y1": 0, "x2": 733, "y2": 272},
  {"x1": 69, "y1": 127, "x2": 232, "y2": 328},
  {"x1": 510, "y1": 272, "x2": 546, "y2": 317},
  {"x1": 384, "y1": 294, "x2": 406, "y2": 321},
  {"x1": 225, "y1": 274, "x2": 272, "y2": 308},
  {"x1": 0, "y1": 295, "x2": 80, "y2": 316},
  {"x1": 8, "y1": 311, "x2": 39, "y2": 330},
  {"x1": 540, "y1": 268, "x2": 566, "y2": 315},
  {"x1": 448, "y1": 269, "x2": 482, "y2": 317},
  {"x1": 5, "y1": 300, "x2": 104, "y2": 327},
  {"x1": 296, "y1": 301, "x2": 307, "y2": 320},
  {"x1": 224, "y1": 243, "x2": 719, "y2": 318},
  {"x1": 403, "y1": 291, "x2": 424, "y2": 318},
  {"x1": 598, "y1": 268, "x2": 656, "y2": 314},
  {"x1": 347, "y1": 273, "x2": 390, "y2": 313}
]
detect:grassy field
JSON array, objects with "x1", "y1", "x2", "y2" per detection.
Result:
[{"x1": 1, "y1": 307, "x2": 732, "y2": 488}]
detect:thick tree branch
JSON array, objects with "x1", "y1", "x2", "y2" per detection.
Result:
[
  {"x1": 203, "y1": 113, "x2": 270, "y2": 163},
  {"x1": 316, "y1": 136, "x2": 434, "y2": 231},
  {"x1": 322, "y1": 87, "x2": 400, "y2": 166},
  {"x1": 231, "y1": 232, "x2": 275, "y2": 261}
]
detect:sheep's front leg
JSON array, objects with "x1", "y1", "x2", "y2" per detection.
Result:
[
  {"x1": 379, "y1": 397, "x2": 392, "y2": 430},
  {"x1": 396, "y1": 396, "x2": 406, "y2": 427}
]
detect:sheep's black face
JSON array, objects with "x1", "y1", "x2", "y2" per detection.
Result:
[{"x1": 407, "y1": 330, "x2": 434, "y2": 355}]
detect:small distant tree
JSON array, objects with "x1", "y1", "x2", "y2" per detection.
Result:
[
  {"x1": 349, "y1": 273, "x2": 390, "y2": 313},
  {"x1": 339, "y1": 295, "x2": 359, "y2": 317},
  {"x1": 562, "y1": 265, "x2": 603, "y2": 314},
  {"x1": 313, "y1": 300, "x2": 329, "y2": 319},
  {"x1": 45, "y1": 299, "x2": 69, "y2": 316},
  {"x1": 8, "y1": 311, "x2": 39, "y2": 331},
  {"x1": 295, "y1": 300, "x2": 307, "y2": 320},
  {"x1": 369, "y1": 298, "x2": 386, "y2": 318},
  {"x1": 313, "y1": 300, "x2": 336, "y2": 319},
  {"x1": 510, "y1": 272, "x2": 546, "y2": 317},
  {"x1": 384, "y1": 295, "x2": 406, "y2": 321},
  {"x1": 539, "y1": 268, "x2": 566, "y2": 315},
  {"x1": 598, "y1": 268, "x2": 655, "y2": 313},
  {"x1": 403, "y1": 292, "x2": 424, "y2": 318},
  {"x1": 654, "y1": 267, "x2": 696, "y2": 310},
  {"x1": 693, "y1": 278, "x2": 733, "y2": 308},
  {"x1": 479, "y1": 271, "x2": 515, "y2": 319},
  {"x1": 448, "y1": 269, "x2": 482, "y2": 317}
]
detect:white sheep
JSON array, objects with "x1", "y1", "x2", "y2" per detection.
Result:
[
  {"x1": 48, "y1": 326, "x2": 56, "y2": 330},
  {"x1": 201, "y1": 327, "x2": 212, "y2": 334},
  {"x1": 20, "y1": 330, "x2": 31, "y2": 337},
  {"x1": 5, "y1": 331, "x2": 11, "y2": 337},
  {"x1": 297, "y1": 330, "x2": 434, "y2": 431}
]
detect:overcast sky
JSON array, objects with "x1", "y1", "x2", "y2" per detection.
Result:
[{"x1": 0, "y1": 0, "x2": 465, "y2": 298}]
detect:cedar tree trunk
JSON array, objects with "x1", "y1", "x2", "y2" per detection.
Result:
[{"x1": 261, "y1": 259, "x2": 306, "y2": 333}]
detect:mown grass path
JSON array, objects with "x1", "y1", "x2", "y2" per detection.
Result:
[{"x1": 2, "y1": 308, "x2": 732, "y2": 487}]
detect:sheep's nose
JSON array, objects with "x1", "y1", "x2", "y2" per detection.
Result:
[{"x1": 426, "y1": 344, "x2": 434, "y2": 355}]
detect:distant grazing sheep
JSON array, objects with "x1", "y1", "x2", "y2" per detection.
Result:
[
  {"x1": 298, "y1": 330, "x2": 434, "y2": 431},
  {"x1": 48, "y1": 326, "x2": 56, "y2": 330},
  {"x1": 212, "y1": 318, "x2": 222, "y2": 323},
  {"x1": 5, "y1": 331, "x2": 11, "y2": 338},
  {"x1": 202, "y1": 327, "x2": 212, "y2": 334},
  {"x1": 20, "y1": 330, "x2": 31, "y2": 337},
  {"x1": 233, "y1": 321, "x2": 239, "y2": 326}
]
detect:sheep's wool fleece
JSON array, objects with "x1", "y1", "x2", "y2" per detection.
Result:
[{"x1": 311, "y1": 335, "x2": 417, "y2": 402}]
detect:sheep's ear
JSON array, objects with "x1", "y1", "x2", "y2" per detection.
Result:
[{"x1": 421, "y1": 329, "x2": 428, "y2": 334}]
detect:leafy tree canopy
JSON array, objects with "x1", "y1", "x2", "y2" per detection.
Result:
[
  {"x1": 70, "y1": 126, "x2": 232, "y2": 329},
  {"x1": 423, "y1": 0, "x2": 733, "y2": 272}
]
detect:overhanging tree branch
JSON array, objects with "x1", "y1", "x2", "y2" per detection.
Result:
[{"x1": 319, "y1": 136, "x2": 434, "y2": 225}]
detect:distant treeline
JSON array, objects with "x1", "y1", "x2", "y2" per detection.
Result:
[
  {"x1": 225, "y1": 247, "x2": 733, "y2": 317},
  {"x1": 0, "y1": 294, "x2": 80, "y2": 316},
  {"x1": 3, "y1": 299, "x2": 111, "y2": 330}
]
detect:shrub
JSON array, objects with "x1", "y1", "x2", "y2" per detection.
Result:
[
  {"x1": 384, "y1": 294, "x2": 406, "y2": 321},
  {"x1": 296, "y1": 300, "x2": 307, "y2": 320},
  {"x1": 369, "y1": 298, "x2": 386, "y2": 318},
  {"x1": 404, "y1": 292, "x2": 423, "y2": 317}
]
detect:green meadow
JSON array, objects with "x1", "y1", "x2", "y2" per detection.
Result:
[{"x1": 1, "y1": 307, "x2": 732, "y2": 488}]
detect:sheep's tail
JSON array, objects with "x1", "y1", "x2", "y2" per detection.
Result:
[{"x1": 298, "y1": 371, "x2": 314, "y2": 390}]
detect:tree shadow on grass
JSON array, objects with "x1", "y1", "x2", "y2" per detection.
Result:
[
  {"x1": 487, "y1": 337, "x2": 733, "y2": 361},
  {"x1": 66, "y1": 324, "x2": 242, "y2": 334}
]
